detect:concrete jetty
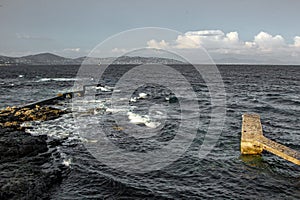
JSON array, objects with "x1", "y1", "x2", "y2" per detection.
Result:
[{"x1": 241, "y1": 114, "x2": 300, "y2": 166}]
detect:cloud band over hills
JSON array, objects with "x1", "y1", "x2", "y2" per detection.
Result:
[{"x1": 147, "y1": 30, "x2": 300, "y2": 64}]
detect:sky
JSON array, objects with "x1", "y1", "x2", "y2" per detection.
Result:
[{"x1": 1, "y1": 0, "x2": 300, "y2": 64}]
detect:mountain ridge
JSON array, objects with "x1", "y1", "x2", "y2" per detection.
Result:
[
  {"x1": 0, "y1": 53, "x2": 185, "y2": 66},
  {"x1": 1, "y1": 53, "x2": 297, "y2": 65}
]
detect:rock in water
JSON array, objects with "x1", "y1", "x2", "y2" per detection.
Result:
[
  {"x1": 0, "y1": 105, "x2": 67, "y2": 130},
  {"x1": 0, "y1": 128, "x2": 66, "y2": 199},
  {"x1": 0, "y1": 104, "x2": 68, "y2": 199}
]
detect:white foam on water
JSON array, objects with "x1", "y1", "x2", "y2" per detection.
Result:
[
  {"x1": 127, "y1": 111, "x2": 148, "y2": 125},
  {"x1": 78, "y1": 137, "x2": 98, "y2": 143},
  {"x1": 23, "y1": 113, "x2": 76, "y2": 139},
  {"x1": 20, "y1": 86, "x2": 163, "y2": 147},
  {"x1": 129, "y1": 93, "x2": 148, "y2": 102},
  {"x1": 106, "y1": 107, "x2": 129, "y2": 114},
  {"x1": 154, "y1": 110, "x2": 164, "y2": 115},
  {"x1": 119, "y1": 97, "x2": 128, "y2": 101},
  {"x1": 72, "y1": 99, "x2": 107, "y2": 104},
  {"x1": 127, "y1": 111, "x2": 161, "y2": 128},
  {"x1": 138, "y1": 93, "x2": 148, "y2": 99},
  {"x1": 36, "y1": 78, "x2": 79, "y2": 82},
  {"x1": 145, "y1": 121, "x2": 161, "y2": 128},
  {"x1": 95, "y1": 86, "x2": 111, "y2": 92},
  {"x1": 130, "y1": 97, "x2": 137, "y2": 102},
  {"x1": 62, "y1": 158, "x2": 72, "y2": 167}
]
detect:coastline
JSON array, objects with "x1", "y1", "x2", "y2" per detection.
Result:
[{"x1": 0, "y1": 102, "x2": 69, "y2": 199}]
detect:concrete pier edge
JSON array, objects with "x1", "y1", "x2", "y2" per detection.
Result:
[{"x1": 241, "y1": 114, "x2": 300, "y2": 166}]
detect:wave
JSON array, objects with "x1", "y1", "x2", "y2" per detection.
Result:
[{"x1": 35, "y1": 78, "x2": 79, "y2": 82}]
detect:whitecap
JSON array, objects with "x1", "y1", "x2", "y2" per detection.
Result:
[
  {"x1": 130, "y1": 97, "x2": 137, "y2": 102},
  {"x1": 106, "y1": 107, "x2": 128, "y2": 114},
  {"x1": 138, "y1": 93, "x2": 148, "y2": 99},
  {"x1": 127, "y1": 111, "x2": 148, "y2": 125},
  {"x1": 95, "y1": 86, "x2": 111, "y2": 92},
  {"x1": 127, "y1": 111, "x2": 161, "y2": 128},
  {"x1": 62, "y1": 158, "x2": 72, "y2": 167},
  {"x1": 145, "y1": 121, "x2": 161, "y2": 128},
  {"x1": 36, "y1": 78, "x2": 78, "y2": 82}
]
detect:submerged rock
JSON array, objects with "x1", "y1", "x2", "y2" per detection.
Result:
[
  {"x1": 0, "y1": 128, "x2": 48, "y2": 161},
  {"x1": 0, "y1": 128, "x2": 66, "y2": 200}
]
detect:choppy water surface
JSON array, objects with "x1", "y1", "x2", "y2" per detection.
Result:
[{"x1": 0, "y1": 65, "x2": 300, "y2": 199}]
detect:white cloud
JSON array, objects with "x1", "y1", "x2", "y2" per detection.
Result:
[
  {"x1": 147, "y1": 39, "x2": 169, "y2": 49},
  {"x1": 250, "y1": 32, "x2": 286, "y2": 51},
  {"x1": 63, "y1": 48, "x2": 80, "y2": 52},
  {"x1": 145, "y1": 30, "x2": 300, "y2": 63},
  {"x1": 146, "y1": 30, "x2": 292, "y2": 52},
  {"x1": 175, "y1": 35, "x2": 199, "y2": 49},
  {"x1": 293, "y1": 36, "x2": 300, "y2": 47},
  {"x1": 175, "y1": 30, "x2": 225, "y2": 49},
  {"x1": 175, "y1": 30, "x2": 242, "y2": 50},
  {"x1": 245, "y1": 41, "x2": 255, "y2": 48},
  {"x1": 111, "y1": 47, "x2": 127, "y2": 53},
  {"x1": 225, "y1": 32, "x2": 239, "y2": 42},
  {"x1": 16, "y1": 33, "x2": 53, "y2": 41}
]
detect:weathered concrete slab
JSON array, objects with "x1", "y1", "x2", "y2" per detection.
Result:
[
  {"x1": 241, "y1": 114, "x2": 263, "y2": 154},
  {"x1": 241, "y1": 114, "x2": 300, "y2": 166},
  {"x1": 257, "y1": 136, "x2": 300, "y2": 165}
]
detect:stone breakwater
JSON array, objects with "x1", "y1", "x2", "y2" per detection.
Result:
[{"x1": 0, "y1": 105, "x2": 68, "y2": 199}]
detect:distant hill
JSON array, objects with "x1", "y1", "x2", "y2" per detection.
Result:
[
  {"x1": 0, "y1": 53, "x2": 80, "y2": 66},
  {"x1": 20, "y1": 53, "x2": 73, "y2": 64},
  {"x1": 0, "y1": 53, "x2": 185, "y2": 66},
  {"x1": 214, "y1": 57, "x2": 285, "y2": 65}
]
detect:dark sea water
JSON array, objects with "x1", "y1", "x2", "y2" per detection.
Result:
[{"x1": 0, "y1": 65, "x2": 300, "y2": 199}]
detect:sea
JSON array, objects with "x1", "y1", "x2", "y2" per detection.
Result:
[{"x1": 0, "y1": 64, "x2": 300, "y2": 199}]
